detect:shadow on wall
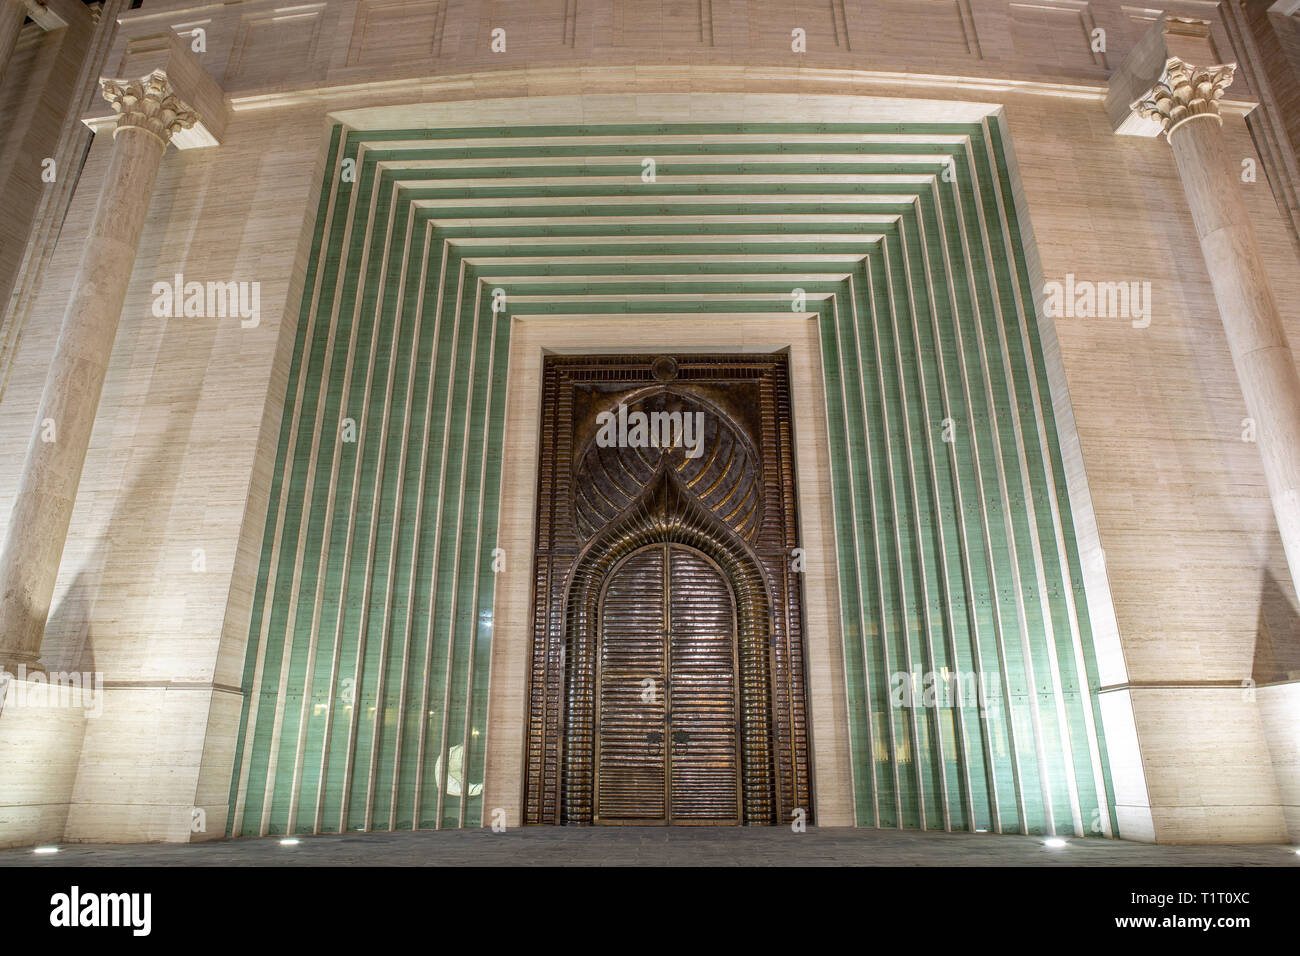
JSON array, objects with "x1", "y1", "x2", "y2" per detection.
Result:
[
  {"x1": 43, "y1": 410, "x2": 200, "y2": 677},
  {"x1": 15, "y1": 343, "x2": 211, "y2": 844},
  {"x1": 42, "y1": 144, "x2": 261, "y2": 678},
  {"x1": 1254, "y1": 568, "x2": 1300, "y2": 685},
  {"x1": 1, "y1": 140, "x2": 268, "y2": 844},
  {"x1": 43, "y1": 570, "x2": 97, "y2": 677}
]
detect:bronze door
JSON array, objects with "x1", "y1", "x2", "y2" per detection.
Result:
[
  {"x1": 595, "y1": 543, "x2": 741, "y2": 825},
  {"x1": 525, "y1": 353, "x2": 810, "y2": 827}
]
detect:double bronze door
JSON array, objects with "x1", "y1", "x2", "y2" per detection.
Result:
[{"x1": 594, "y1": 543, "x2": 742, "y2": 825}]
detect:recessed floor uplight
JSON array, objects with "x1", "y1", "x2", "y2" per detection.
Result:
[
  {"x1": 1044, "y1": 838, "x2": 1068, "y2": 848},
  {"x1": 33, "y1": 846, "x2": 58, "y2": 854},
  {"x1": 280, "y1": 838, "x2": 300, "y2": 846}
]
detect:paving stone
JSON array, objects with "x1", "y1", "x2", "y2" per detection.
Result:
[{"x1": 1, "y1": 827, "x2": 1298, "y2": 866}]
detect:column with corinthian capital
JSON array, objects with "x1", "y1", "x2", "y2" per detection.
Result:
[
  {"x1": 1133, "y1": 57, "x2": 1300, "y2": 598},
  {"x1": 0, "y1": 70, "x2": 197, "y2": 672}
]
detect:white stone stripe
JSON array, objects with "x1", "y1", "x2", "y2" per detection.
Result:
[
  {"x1": 475, "y1": 272, "x2": 857, "y2": 284},
  {"x1": 956, "y1": 136, "x2": 1059, "y2": 835},
  {"x1": 412, "y1": 254, "x2": 470, "y2": 829},
  {"x1": 345, "y1": 132, "x2": 981, "y2": 151},
  {"x1": 826, "y1": 282, "x2": 879, "y2": 827},
  {"x1": 462, "y1": 254, "x2": 870, "y2": 264},
  {"x1": 407, "y1": 232, "x2": 452, "y2": 830},
  {"x1": 900, "y1": 201, "x2": 971, "y2": 830},
  {"x1": 249, "y1": 133, "x2": 374, "y2": 837},
  {"x1": 858, "y1": 247, "x2": 923, "y2": 827},
  {"x1": 231, "y1": 128, "x2": 347, "y2": 837},
  {"x1": 373, "y1": 152, "x2": 957, "y2": 170},
  {"x1": 924, "y1": 176, "x2": 1004, "y2": 831},
  {"x1": 387, "y1": 219, "x2": 436, "y2": 830},
  {"x1": 359, "y1": 199, "x2": 423, "y2": 831},
  {"x1": 945, "y1": 137, "x2": 1032, "y2": 834},
  {"x1": 494, "y1": 293, "x2": 836, "y2": 303},
  {"x1": 331, "y1": 167, "x2": 404, "y2": 835},
  {"x1": 285, "y1": 176, "x2": 401, "y2": 834},
  {"x1": 980, "y1": 117, "x2": 1111, "y2": 836},
  {"x1": 879, "y1": 235, "x2": 939, "y2": 830},
  {"x1": 411, "y1": 200, "x2": 916, "y2": 213},
  {"x1": 434, "y1": 267, "x2": 483, "y2": 827},
  {"x1": 459, "y1": 281, "x2": 503, "y2": 827},
  {"x1": 970, "y1": 130, "x2": 1084, "y2": 837}
]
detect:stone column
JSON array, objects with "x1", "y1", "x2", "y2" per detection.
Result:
[
  {"x1": 1133, "y1": 57, "x2": 1300, "y2": 598},
  {"x1": 0, "y1": 70, "x2": 196, "y2": 672},
  {"x1": 0, "y1": 0, "x2": 30, "y2": 84}
]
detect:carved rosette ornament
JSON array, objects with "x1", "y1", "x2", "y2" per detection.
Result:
[
  {"x1": 1130, "y1": 56, "x2": 1237, "y2": 140},
  {"x1": 100, "y1": 70, "x2": 199, "y2": 145}
]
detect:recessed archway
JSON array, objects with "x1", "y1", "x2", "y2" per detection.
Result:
[
  {"x1": 561, "y1": 469, "x2": 777, "y2": 825},
  {"x1": 520, "y1": 352, "x2": 814, "y2": 826}
]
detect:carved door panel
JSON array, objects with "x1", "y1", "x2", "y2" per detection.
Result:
[
  {"x1": 667, "y1": 546, "x2": 742, "y2": 824},
  {"x1": 594, "y1": 546, "x2": 668, "y2": 824},
  {"x1": 595, "y1": 544, "x2": 741, "y2": 825},
  {"x1": 526, "y1": 353, "x2": 809, "y2": 827}
]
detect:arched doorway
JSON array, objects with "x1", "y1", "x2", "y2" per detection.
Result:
[
  {"x1": 595, "y1": 542, "x2": 741, "y2": 825},
  {"x1": 523, "y1": 353, "x2": 811, "y2": 826},
  {"x1": 561, "y1": 470, "x2": 777, "y2": 824}
]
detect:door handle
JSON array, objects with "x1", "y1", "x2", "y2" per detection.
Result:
[
  {"x1": 671, "y1": 729, "x2": 689, "y2": 746},
  {"x1": 646, "y1": 729, "x2": 663, "y2": 756}
]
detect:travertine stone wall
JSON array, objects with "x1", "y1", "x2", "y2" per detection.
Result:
[
  {"x1": 1010, "y1": 98, "x2": 1300, "y2": 842},
  {"x1": 111, "y1": 0, "x2": 1252, "y2": 97},
  {"x1": 1259, "y1": 682, "x2": 1300, "y2": 838},
  {"x1": 0, "y1": 3, "x2": 97, "y2": 387},
  {"x1": 0, "y1": 103, "x2": 331, "y2": 846},
  {"x1": 0, "y1": 691, "x2": 85, "y2": 846}
]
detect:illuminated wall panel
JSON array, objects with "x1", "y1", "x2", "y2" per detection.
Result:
[{"x1": 228, "y1": 118, "x2": 1118, "y2": 837}]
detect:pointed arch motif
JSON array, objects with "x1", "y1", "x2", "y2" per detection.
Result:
[
  {"x1": 561, "y1": 467, "x2": 777, "y2": 824},
  {"x1": 522, "y1": 352, "x2": 810, "y2": 826}
]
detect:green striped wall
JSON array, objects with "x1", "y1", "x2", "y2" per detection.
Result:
[{"x1": 228, "y1": 118, "x2": 1118, "y2": 837}]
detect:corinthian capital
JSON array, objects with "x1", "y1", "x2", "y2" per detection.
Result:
[
  {"x1": 1130, "y1": 57, "x2": 1237, "y2": 140},
  {"x1": 100, "y1": 69, "x2": 200, "y2": 145}
]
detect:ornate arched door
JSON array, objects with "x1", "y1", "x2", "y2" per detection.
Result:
[
  {"x1": 524, "y1": 354, "x2": 812, "y2": 827},
  {"x1": 595, "y1": 542, "x2": 742, "y2": 825}
]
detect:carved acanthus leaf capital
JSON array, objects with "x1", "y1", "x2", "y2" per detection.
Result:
[
  {"x1": 100, "y1": 69, "x2": 199, "y2": 145},
  {"x1": 1130, "y1": 57, "x2": 1237, "y2": 140}
]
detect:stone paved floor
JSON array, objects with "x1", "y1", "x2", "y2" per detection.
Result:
[{"x1": 2, "y1": 827, "x2": 1298, "y2": 866}]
